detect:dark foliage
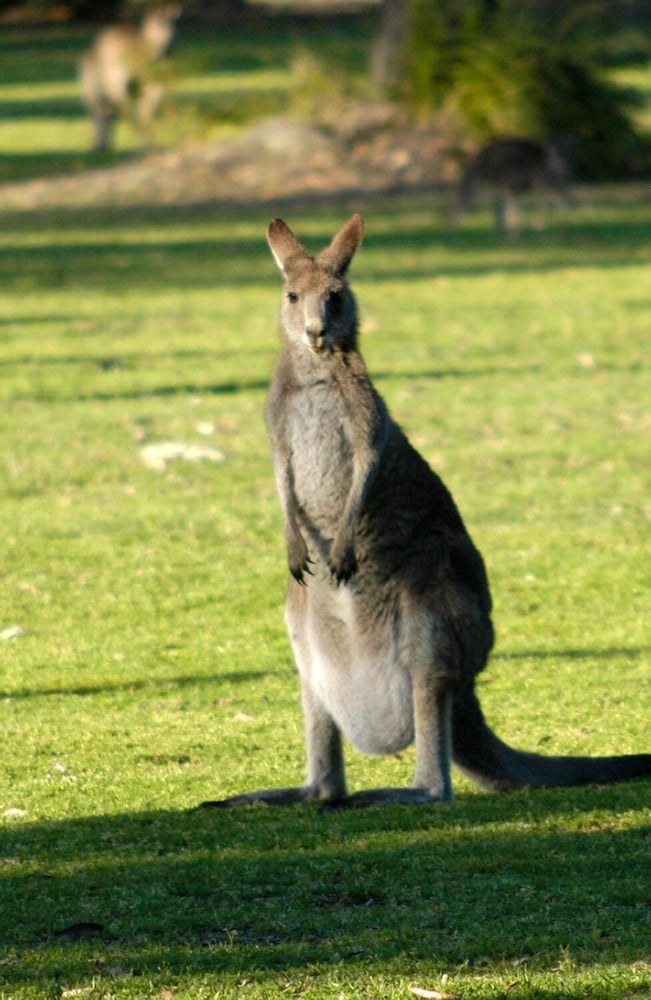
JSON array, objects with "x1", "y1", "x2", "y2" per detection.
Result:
[{"x1": 385, "y1": 0, "x2": 650, "y2": 179}]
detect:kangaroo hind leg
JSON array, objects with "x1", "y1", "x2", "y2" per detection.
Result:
[
  {"x1": 200, "y1": 581, "x2": 347, "y2": 808},
  {"x1": 200, "y1": 676, "x2": 347, "y2": 808},
  {"x1": 339, "y1": 617, "x2": 455, "y2": 809},
  {"x1": 340, "y1": 672, "x2": 453, "y2": 808}
]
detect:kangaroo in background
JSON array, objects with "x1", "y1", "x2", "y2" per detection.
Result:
[
  {"x1": 457, "y1": 137, "x2": 571, "y2": 236},
  {"x1": 79, "y1": 5, "x2": 180, "y2": 152},
  {"x1": 203, "y1": 214, "x2": 650, "y2": 809}
]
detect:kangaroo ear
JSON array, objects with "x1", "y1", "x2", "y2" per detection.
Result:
[
  {"x1": 267, "y1": 218, "x2": 306, "y2": 273},
  {"x1": 319, "y1": 214, "x2": 364, "y2": 276}
]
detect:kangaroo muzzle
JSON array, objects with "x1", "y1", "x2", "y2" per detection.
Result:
[{"x1": 304, "y1": 319, "x2": 325, "y2": 352}]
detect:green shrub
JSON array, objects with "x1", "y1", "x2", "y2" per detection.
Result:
[{"x1": 401, "y1": 0, "x2": 650, "y2": 178}]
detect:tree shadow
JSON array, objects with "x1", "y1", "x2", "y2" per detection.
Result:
[
  {"x1": 1, "y1": 784, "x2": 649, "y2": 990},
  {"x1": 0, "y1": 203, "x2": 649, "y2": 296},
  {"x1": 0, "y1": 150, "x2": 140, "y2": 185},
  {"x1": 0, "y1": 347, "x2": 214, "y2": 368},
  {"x1": 0, "y1": 669, "x2": 269, "y2": 702},
  {"x1": 4, "y1": 356, "x2": 645, "y2": 412},
  {"x1": 0, "y1": 97, "x2": 85, "y2": 120},
  {"x1": 493, "y1": 646, "x2": 649, "y2": 663},
  {"x1": 0, "y1": 25, "x2": 87, "y2": 62}
]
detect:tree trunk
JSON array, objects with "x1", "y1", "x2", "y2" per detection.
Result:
[{"x1": 371, "y1": 0, "x2": 410, "y2": 90}]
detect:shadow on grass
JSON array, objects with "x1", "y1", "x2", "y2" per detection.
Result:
[
  {"x1": 0, "y1": 670, "x2": 269, "y2": 702},
  {"x1": 0, "y1": 149, "x2": 148, "y2": 185},
  {"x1": 0, "y1": 97, "x2": 84, "y2": 120},
  {"x1": 0, "y1": 345, "x2": 275, "y2": 402},
  {"x1": 0, "y1": 315, "x2": 84, "y2": 328},
  {"x1": 0, "y1": 178, "x2": 641, "y2": 301},
  {"x1": 0, "y1": 782, "x2": 649, "y2": 989},
  {"x1": 5, "y1": 649, "x2": 647, "y2": 702},
  {"x1": 0, "y1": 209, "x2": 649, "y2": 297},
  {"x1": 4, "y1": 376, "x2": 273, "y2": 405},
  {"x1": 5, "y1": 359, "x2": 645, "y2": 406},
  {"x1": 493, "y1": 646, "x2": 650, "y2": 663},
  {"x1": 4, "y1": 367, "x2": 541, "y2": 406}
]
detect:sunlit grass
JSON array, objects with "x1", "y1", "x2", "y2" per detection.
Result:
[{"x1": 0, "y1": 19, "x2": 650, "y2": 1000}]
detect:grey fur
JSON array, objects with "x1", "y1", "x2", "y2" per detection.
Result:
[{"x1": 202, "y1": 215, "x2": 650, "y2": 809}]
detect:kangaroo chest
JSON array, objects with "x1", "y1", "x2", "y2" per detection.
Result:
[{"x1": 285, "y1": 382, "x2": 354, "y2": 527}]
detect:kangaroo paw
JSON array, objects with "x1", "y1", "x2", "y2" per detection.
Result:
[
  {"x1": 328, "y1": 539, "x2": 357, "y2": 584},
  {"x1": 287, "y1": 532, "x2": 312, "y2": 584}
]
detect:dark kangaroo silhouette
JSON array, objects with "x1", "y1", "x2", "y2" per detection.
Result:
[
  {"x1": 458, "y1": 137, "x2": 571, "y2": 235},
  {"x1": 203, "y1": 215, "x2": 650, "y2": 808}
]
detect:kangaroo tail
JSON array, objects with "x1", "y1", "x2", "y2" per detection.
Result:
[{"x1": 452, "y1": 686, "x2": 651, "y2": 791}]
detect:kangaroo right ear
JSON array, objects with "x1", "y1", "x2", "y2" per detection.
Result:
[
  {"x1": 267, "y1": 219, "x2": 306, "y2": 273},
  {"x1": 319, "y1": 213, "x2": 364, "y2": 276}
]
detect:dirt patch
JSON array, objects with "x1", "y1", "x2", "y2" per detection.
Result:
[{"x1": 0, "y1": 107, "x2": 466, "y2": 211}]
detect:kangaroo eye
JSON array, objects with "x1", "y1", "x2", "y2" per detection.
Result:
[{"x1": 287, "y1": 291, "x2": 299, "y2": 304}]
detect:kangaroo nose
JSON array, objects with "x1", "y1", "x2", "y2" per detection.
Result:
[{"x1": 304, "y1": 320, "x2": 324, "y2": 351}]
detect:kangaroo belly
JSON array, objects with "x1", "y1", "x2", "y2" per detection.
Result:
[{"x1": 299, "y1": 586, "x2": 415, "y2": 755}]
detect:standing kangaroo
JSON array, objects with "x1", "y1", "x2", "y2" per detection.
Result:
[
  {"x1": 79, "y1": 5, "x2": 180, "y2": 152},
  {"x1": 204, "y1": 215, "x2": 650, "y2": 808},
  {"x1": 458, "y1": 137, "x2": 570, "y2": 236}
]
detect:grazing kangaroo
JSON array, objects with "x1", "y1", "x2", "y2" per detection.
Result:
[
  {"x1": 79, "y1": 5, "x2": 180, "y2": 152},
  {"x1": 203, "y1": 214, "x2": 650, "y2": 809},
  {"x1": 458, "y1": 137, "x2": 570, "y2": 236}
]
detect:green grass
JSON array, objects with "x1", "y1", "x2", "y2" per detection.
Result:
[{"x1": 1, "y1": 21, "x2": 651, "y2": 1000}]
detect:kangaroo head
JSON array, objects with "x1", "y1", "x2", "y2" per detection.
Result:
[
  {"x1": 142, "y1": 6, "x2": 181, "y2": 57},
  {"x1": 267, "y1": 215, "x2": 364, "y2": 355}
]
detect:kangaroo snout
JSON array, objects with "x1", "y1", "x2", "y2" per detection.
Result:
[{"x1": 304, "y1": 319, "x2": 325, "y2": 352}]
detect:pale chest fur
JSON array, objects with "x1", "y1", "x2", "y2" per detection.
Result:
[{"x1": 285, "y1": 381, "x2": 355, "y2": 533}]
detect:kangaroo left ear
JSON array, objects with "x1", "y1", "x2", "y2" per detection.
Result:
[
  {"x1": 318, "y1": 214, "x2": 364, "y2": 276},
  {"x1": 267, "y1": 218, "x2": 307, "y2": 273}
]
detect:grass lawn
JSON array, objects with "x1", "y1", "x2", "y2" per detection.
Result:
[{"x1": 0, "y1": 16, "x2": 650, "y2": 1000}]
